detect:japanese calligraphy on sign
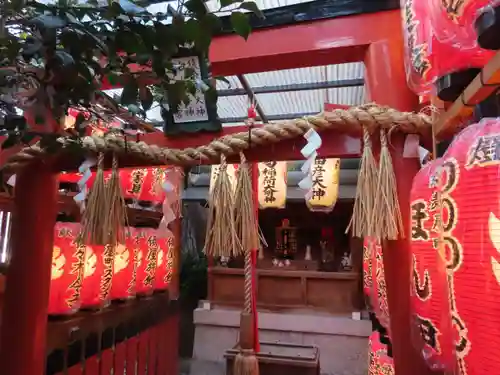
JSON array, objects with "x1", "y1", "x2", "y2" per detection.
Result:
[
  {"x1": 171, "y1": 56, "x2": 209, "y2": 123},
  {"x1": 306, "y1": 158, "x2": 340, "y2": 212},
  {"x1": 258, "y1": 161, "x2": 287, "y2": 209}
]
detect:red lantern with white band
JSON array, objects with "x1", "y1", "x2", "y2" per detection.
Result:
[
  {"x1": 110, "y1": 229, "x2": 136, "y2": 301},
  {"x1": 49, "y1": 222, "x2": 85, "y2": 316}
]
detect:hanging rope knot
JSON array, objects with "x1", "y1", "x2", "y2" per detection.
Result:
[
  {"x1": 97, "y1": 152, "x2": 104, "y2": 166},
  {"x1": 219, "y1": 154, "x2": 228, "y2": 171},
  {"x1": 379, "y1": 128, "x2": 388, "y2": 148},
  {"x1": 239, "y1": 152, "x2": 247, "y2": 164},
  {"x1": 363, "y1": 127, "x2": 372, "y2": 147},
  {"x1": 112, "y1": 153, "x2": 118, "y2": 169}
]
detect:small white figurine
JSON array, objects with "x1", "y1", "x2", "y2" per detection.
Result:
[
  {"x1": 285, "y1": 259, "x2": 291, "y2": 267},
  {"x1": 341, "y1": 252, "x2": 352, "y2": 270},
  {"x1": 305, "y1": 245, "x2": 312, "y2": 261},
  {"x1": 272, "y1": 258, "x2": 278, "y2": 267}
]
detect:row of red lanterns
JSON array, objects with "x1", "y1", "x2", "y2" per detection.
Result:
[
  {"x1": 59, "y1": 167, "x2": 169, "y2": 203},
  {"x1": 49, "y1": 222, "x2": 174, "y2": 315}
]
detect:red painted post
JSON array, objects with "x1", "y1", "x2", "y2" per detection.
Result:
[
  {"x1": 364, "y1": 40, "x2": 437, "y2": 375},
  {"x1": 0, "y1": 161, "x2": 58, "y2": 375}
]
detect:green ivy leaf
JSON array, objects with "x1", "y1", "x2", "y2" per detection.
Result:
[
  {"x1": 239, "y1": 2, "x2": 265, "y2": 19},
  {"x1": 20, "y1": 132, "x2": 37, "y2": 144},
  {"x1": 1, "y1": 134, "x2": 19, "y2": 150},
  {"x1": 107, "y1": 73, "x2": 120, "y2": 86},
  {"x1": 120, "y1": 77, "x2": 139, "y2": 106},
  {"x1": 184, "y1": 0, "x2": 208, "y2": 17},
  {"x1": 220, "y1": 0, "x2": 241, "y2": 7},
  {"x1": 230, "y1": 12, "x2": 251, "y2": 40},
  {"x1": 29, "y1": 14, "x2": 67, "y2": 29},
  {"x1": 139, "y1": 86, "x2": 154, "y2": 111}
]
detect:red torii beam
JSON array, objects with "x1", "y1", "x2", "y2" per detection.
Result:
[{"x1": 0, "y1": 9, "x2": 431, "y2": 375}]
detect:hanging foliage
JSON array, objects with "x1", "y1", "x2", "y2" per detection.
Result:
[{"x1": 0, "y1": 0, "x2": 263, "y2": 147}]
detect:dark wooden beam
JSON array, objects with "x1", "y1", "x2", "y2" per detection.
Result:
[{"x1": 218, "y1": 79, "x2": 364, "y2": 97}]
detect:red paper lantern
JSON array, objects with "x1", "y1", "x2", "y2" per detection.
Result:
[
  {"x1": 110, "y1": 229, "x2": 136, "y2": 301},
  {"x1": 154, "y1": 235, "x2": 174, "y2": 291},
  {"x1": 80, "y1": 243, "x2": 114, "y2": 309},
  {"x1": 429, "y1": 0, "x2": 494, "y2": 46},
  {"x1": 121, "y1": 168, "x2": 150, "y2": 201},
  {"x1": 135, "y1": 228, "x2": 158, "y2": 296},
  {"x1": 49, "y1": 222, "x2": 85, "y2": 316},
  {"x1": 401, "y1": 0, "x2": 493, "y2": 95},
  {"x1": 370, "y1": 239, "x2": 390, "y2": 334},
  {"x1": 438, "y1": 118, "x2": 500, "y2": 375},
  {"x1": 409, "y1": 159, "x2": 456, "y2": 372},
  {"x1": 368, "y1": 331, "x2": 395, "y2": 375}
]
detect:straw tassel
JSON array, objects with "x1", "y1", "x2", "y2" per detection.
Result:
[
  {"x1": 373, "y1": 128, "x2": 404, "y2": 240},
  {"x1": 234, "y1": 153, "x2": 259, "y2": 254},
  {"x1": 347, "y1": 127, "x2": 379, "y2": 238},
  {"x1": 104, "y1": 154, "x2": 128, "y2": 246},
  {"x1": 203, "y1": 155, "x2": 240, "y2": 258},
  {"x1": 81, "y1": 153, "x2": 108, "y2": 245}
]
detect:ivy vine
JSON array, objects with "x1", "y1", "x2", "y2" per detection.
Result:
[{"x1": 0, "y1": 0, "x2": 263, "y2": 148}]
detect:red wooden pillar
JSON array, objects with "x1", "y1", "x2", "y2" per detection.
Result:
[
  {"x1": 251, "y1": 162, "x2": 259, "y2": 352},
  {"x1": 364, "y1": 40, "x2": 436, "y2": 375},
  {"x1": 0, "y1": 162, "x2": 58, "y2": 375}
]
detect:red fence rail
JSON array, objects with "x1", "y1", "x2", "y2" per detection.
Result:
[{"x1": 45, "y1": 294, "x2": 179, "y2": 375}]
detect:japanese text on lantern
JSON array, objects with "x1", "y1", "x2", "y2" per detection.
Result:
[
  {"x1": 363, "y1": 243, "x2": 373, "y2": 292},
  {"x1": 128, "y1": 169, "x2": 148, "y2": 196},
  {"x1": 441, "y1": 0, "x2": 466, "y2": 19},
  {"x1": 150, "y1": 168, "x2": 166, "y2": 197},
  {"x1": 411, "y1": 200, "x2": 430, "y2": 241},
  {"x1": 99, "y1": 245, "x2": 114, "y2": 301},
  {"x1": 66, "y1": 240, "x2": 86, "y2": 308},
  {"x1": 144, "y1": 236, "x2": 158, "y2": 287},
  {"x1": 416, "y1": 315, "x2": 440, "y2": 353},
  {"x1": 164, "y1": 237, "x2": 174, "y2": 283},
  {"x1": 171, "y1": 56, "x2": 209, "y2": 123},
  {"x1": 440, "y1": 159, "x2": 470, "y2": 366},
  {"x1": 307, "y1": 158, "x2": 340, "y2": 212},
  {"x1": 403, "y1": 0, "x2": 431, "y2": 78},
  {"x1": 375, "y1": 251, "x2": 390, "y2": 324},
  {"x1": 465, "y1": 134, "x2": 500, "y2": 168},
  {"x1": 209, "y1": 164, "x2": 237, "y2": 194},
  {"x1": 258, "y1": 161, "x2": 286, "y2": 209},
  {"x1": 128, "y1": 247, "x2": 141, "y2": 295}
]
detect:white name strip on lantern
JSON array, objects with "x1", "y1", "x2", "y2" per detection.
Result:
[
  {"x1": 258, "y1": 161, "x2": 287, "y2": 209},
  {"x1": 306, "y1": 158, "x2": 340, "y2": 212},
  {"x1": 209, "y1": 164, "x2": 237, "y2": 194}
]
